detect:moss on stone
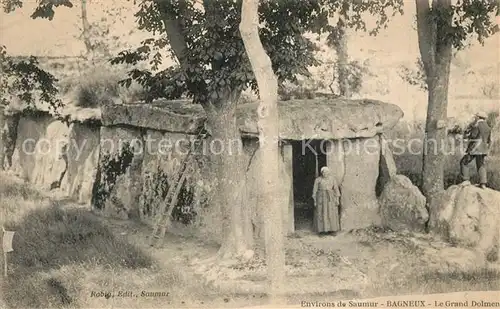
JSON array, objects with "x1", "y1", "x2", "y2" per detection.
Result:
[{"x1": 91, "y1": 142, "x2": 134, "y2": 210}]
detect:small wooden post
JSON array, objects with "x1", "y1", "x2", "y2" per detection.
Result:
[
  {"x1": 2, "y1": 226, "x2": 7, "y2": 277},
  {"x1": 3, "y1": 250, "x2": 7, "y2": 278}
]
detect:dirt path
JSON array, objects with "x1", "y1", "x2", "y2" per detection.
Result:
[
  {"x1": 2, "y1": 171, "x2": 498, "y2": 308},
  {"x1": 98, "y1": 216, "x2": 273, "y2": 308},
  {"x1": 106, "y1": 214, "x2": 499, "y2": 306}
]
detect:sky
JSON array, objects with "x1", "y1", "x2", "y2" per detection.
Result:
[
  {"x1": 1, "y1": 1, "x2": 497, "y2": 121},
  {"x1": 1, "y1": 1, "x2": 497, "y2": 60}
]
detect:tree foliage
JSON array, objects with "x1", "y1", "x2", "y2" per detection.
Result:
[
  {"x1": 401, "y1": 1, "x2": 498, "y2": 94},
  {"x1": 0, "y1": 46, "x2": 62, "y2": 113},
  {"x1": 109, "y1": 0, "x2": 404, "y2": 106},
  {"x1": 417, "y1": 0, "x2": 498, "y2": 82},
  {"x1": 328, "y1": 60, "x2": 367, "y2": 95},
  {"x1": 3, "y1": 0, "x2": 405, "y2": 107},
  {"x1": 2, "y1": 0, "x2": 73, "y2": 19},
  {"x1": 111, "y1": 0, "x2": 318, "y2": 105},
  {"x1": 399, "y1": 58, "x2": 428, "y2": 91}
]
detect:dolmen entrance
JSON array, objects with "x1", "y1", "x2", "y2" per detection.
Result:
[{"x1": 2, "y1": 98, "x2": 404, "y2": 245}]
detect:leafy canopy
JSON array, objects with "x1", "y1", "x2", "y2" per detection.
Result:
[
  {"x1": 0, "y1": 46, "x2": 61, "y2": 113},
  {"x1": 2, "y1": 0, "x2": 404, "y2": 108},
  {"x1": 2, "y1": 0, "x2": 73, "y2": 20},
  {"x1": 440, "y1": 0, "x2": 499, "y2": 49},
  {"x1": 3, "y1": 0, "x2": 498, "y2": 108},
  {"x1": 110, "y1": 0, "x2": 404, "y2": 106},
  {"x1": 401, "y1": 0, "x2": 498, "y2": 90}
]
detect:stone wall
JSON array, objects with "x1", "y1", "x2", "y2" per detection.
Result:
[
  {"x1": 61, "y1": 122, "x2": 100, "y2": 204},
  {"x1": 2, "y1": 111, "x2": 100, "y2": 203},
  {"x1": 10, "y1": 113, "x2": 55, "y2": 183},
  {"x1": 87, "y1": 123, "x2": 240, "y2": 244},
  {"x1": 341, "y1": 137, "x2": 382, "y2": 230},
  {"x1": 1, "y1": 99, "x2": 405, "y2": 245}
]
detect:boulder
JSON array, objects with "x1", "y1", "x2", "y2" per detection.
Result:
[
  {"x1": 379, "y1": 175, "x2": 428, "y2": 232},
  {"x1": 429, "y1": 183, "x2": 500, "y2": 262}
]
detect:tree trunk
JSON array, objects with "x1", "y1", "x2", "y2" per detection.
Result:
[
  {"x1": 240, "y1": 0, "x2": 285, "y2": 301},
  {"x1": 336, "y1": 15, "x2": 350, "y2": 98},
  {"x1": 0, "y1": 108, "x2": 5, "y2": 171},
  {"x1": 206, "y1": 103, "x2": 253, "y2": 260},
  {"x1": 158, "y1": 1, "x2": 252, "y2": 262},
  {"x1": 81, "y1": 0, "x2": 93, "y2": 57},
  {"x1": 422, "y1": 65, "x2": 450, "y2": 197},
  {"x1": 416, "y1": 0, "x2": 453, "y2": 199}
]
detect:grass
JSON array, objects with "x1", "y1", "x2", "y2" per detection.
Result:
[
  {"x1": 59, "y1": 65, "x2": 147, "y2": 108},
  {"x1": 283, "y1": 228, "x2": 499, "y2": 303},
  {"x1": 0, "y1": 176, "x2": 150, "y2": 308},
  {"x1": 0, "y1": 173, "x2": 223, "y2": 309},
  {"x1": 1, "y1": 162, "x2": 499, "y2": 308},
  {"x1": 365, "y1": 268, "x2": 500, "y2": 298},
  {"x1": 345, "y1": 229, "x2": 499, "y2": 297}
]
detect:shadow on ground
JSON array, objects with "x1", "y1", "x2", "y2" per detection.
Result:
[{"x1": 1, "y1": 200, "x2": 153, "y2": 309}]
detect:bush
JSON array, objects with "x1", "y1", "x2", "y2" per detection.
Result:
[
  {"x1": 59, "y1": 65, "x2": 147, "y2": 108},
  {"x1": 487, "y1": 110, "x2": 499, "y2": 128},
  {"x1": 481, "y1": 81, "x2": 499, "y2": 99}
]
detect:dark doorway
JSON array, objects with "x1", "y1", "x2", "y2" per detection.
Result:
[{"x1": 291, "y1": 140, "x2": 327, "y2": 231}]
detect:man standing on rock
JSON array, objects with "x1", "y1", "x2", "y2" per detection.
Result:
[{"x1": 460, "y1": 111, "x2": 492, "y2": 189}]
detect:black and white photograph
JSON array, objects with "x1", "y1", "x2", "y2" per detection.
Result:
[{"x1": 0, "y1": 0, "x2": 499, "y2": 308}]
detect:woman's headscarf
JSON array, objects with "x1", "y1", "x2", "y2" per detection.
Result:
[{"x1": 320, "y1": 166, "x2": 330, "y2": 175}]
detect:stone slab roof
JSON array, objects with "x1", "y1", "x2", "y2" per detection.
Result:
[{"x1": 101, "y1": 98, "x2": 404, "y2": 140}]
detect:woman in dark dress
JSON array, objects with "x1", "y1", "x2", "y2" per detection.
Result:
[{"x1": 312, "y1": 166, "x2": 341, "y2": 235}]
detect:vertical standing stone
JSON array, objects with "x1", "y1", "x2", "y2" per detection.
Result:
[
  {"x1": 10, "y1": 114, "x2": 52, "y2": 182},
  {"x1": 61, "y1": 122, "x2": 100, "y2": 205},
  {"x1": 281, "y1": 142, "x2": 294, "y2": 234},
  {"x1": 377, "y1": 135, "x2": 398, "y2": 196},
  {"x1": 31, "y1": 120, "x2": 69, "y2": 190},
  {"x1": 340, "y1": 137, "x2": 381, "y2": 231},
  {"x1": 93, "y1": 126, "x2": 144, "y2": 219},
  {"x1": 325, "y1": 139, "x2": 346, "y2": 186}
]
